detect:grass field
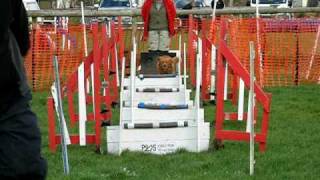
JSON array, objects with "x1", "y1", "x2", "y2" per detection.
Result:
[{"x1": 31, "y1": 84, "x2": 320, "y2": 179}]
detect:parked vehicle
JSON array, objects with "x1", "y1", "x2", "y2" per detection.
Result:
[
  {"x1": 248, "y1": 0, "x2": 291, "y2": 8},
  {"x1": 23, "y1": 0, "x2": 41, "y2": 10},
  {"x1": 245, "y1": 0, "x2": 294, "y2": 18},
  {"x1": 23, "y1": 0, "x2": 55, "y2": 23},
  {"x1": 98, "y1": 0, "x2": 137, "y2": 24},
  {"x1": 175, "y1": 0, "x2": 211, "y2": 9},
  {"x1": 292, "y1": 0, "x2": 318, "y2": 7}
]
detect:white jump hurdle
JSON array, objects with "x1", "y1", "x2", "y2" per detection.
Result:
[{"x1": 106, "y1": 34, "x2": 210, "y2": 155}]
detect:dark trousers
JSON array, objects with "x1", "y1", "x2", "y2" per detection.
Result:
[{"x1": 0, "y1": 95, "x2": 47, "y2": 179}]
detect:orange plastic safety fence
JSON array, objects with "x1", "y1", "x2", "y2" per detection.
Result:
[
  {"x1": 227, "y1": 18, "x2": 264, "y2": 86},
  {"x1": 226, "y1": 18, "x2": 320, "y2": 87},
  {"x1": 26, "y1": 17, "x2": 320, "y2": 91},
  {"x1": 25, "y1": 24, "x2": 92, "y2": 91}
]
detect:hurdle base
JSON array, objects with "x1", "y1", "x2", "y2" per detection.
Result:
[{"x1": 106, "y1": 123, "x2": 210, "y2": 155}]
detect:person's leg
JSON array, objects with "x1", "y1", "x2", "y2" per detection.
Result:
[
  {"x1": 0, "y1": 99, "x2": 47, "y2": 179},
  {"x1": 148, "y1": 30, "x2": 160, "y2": 62},
  {"x1": 141, "y1": 31, "x2": 160, "y2": 74},
  {"x1": 148, "y1": 31, "x2": 160, "y2": 52},
  {"x1": 158, "y1": 30, "x2": 170, "y2": 55}
]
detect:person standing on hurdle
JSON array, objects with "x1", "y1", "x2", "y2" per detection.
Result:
[{"x1": 0, "y1": 0, "x2": 47, "y2": 179}]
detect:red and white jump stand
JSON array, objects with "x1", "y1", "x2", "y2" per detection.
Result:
[
  {"x1": 214, "y1": 20, "x2": 272, "y2": 152},
  {"x1": 47, "y1": 21, "x2": 123, "y2": 152}
]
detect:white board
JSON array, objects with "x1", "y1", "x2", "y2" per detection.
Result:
[
  {"x1": 107, "y1": 123, "x2": 210, "y2": 155},
  {"x1": 78, "y1": 63, "x2": 87, "y2": 146},
  {"x1": 124, "y1": 76, "x2": 182, "y2": 88},
  {"x1": 122, "y1": 89, "x2": 192, "y2": 105},
  {"x1": 238, "y1": 79, "x2": 245, "y2": 121},
  {"x1": 121, "y1": 107, "x2": 205, "y2": 122}
]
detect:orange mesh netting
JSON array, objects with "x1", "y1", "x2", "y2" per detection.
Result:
[
  {"x1": 26, "y1": 17, "x2": 320, "y2": 92},
  {"x1": 225, "y1": 18, "x2": 320, "y2": 87},
  {"x1": 24, "y1": 24, "x2": 92, "y2": 91}
]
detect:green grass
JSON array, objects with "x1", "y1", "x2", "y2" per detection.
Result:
[{"x1": 31, "y1": 84, "x2": 320, "y2": 179}]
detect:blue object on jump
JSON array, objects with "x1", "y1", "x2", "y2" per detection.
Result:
[
  {"x1": 138, "y1": 102, "x2": 188, "y2": 109},
  {"x1": 138, "y1": 103, "x2": 145, "y2": 108}
]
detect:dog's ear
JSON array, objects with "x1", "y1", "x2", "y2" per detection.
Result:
[{"x1": 172, "y1": 57, "x2": 179, "y2": 64}]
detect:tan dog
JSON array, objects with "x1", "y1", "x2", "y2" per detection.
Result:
[{"x1": 156, "y1": 55, "x2": 179, "y2": 74}]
